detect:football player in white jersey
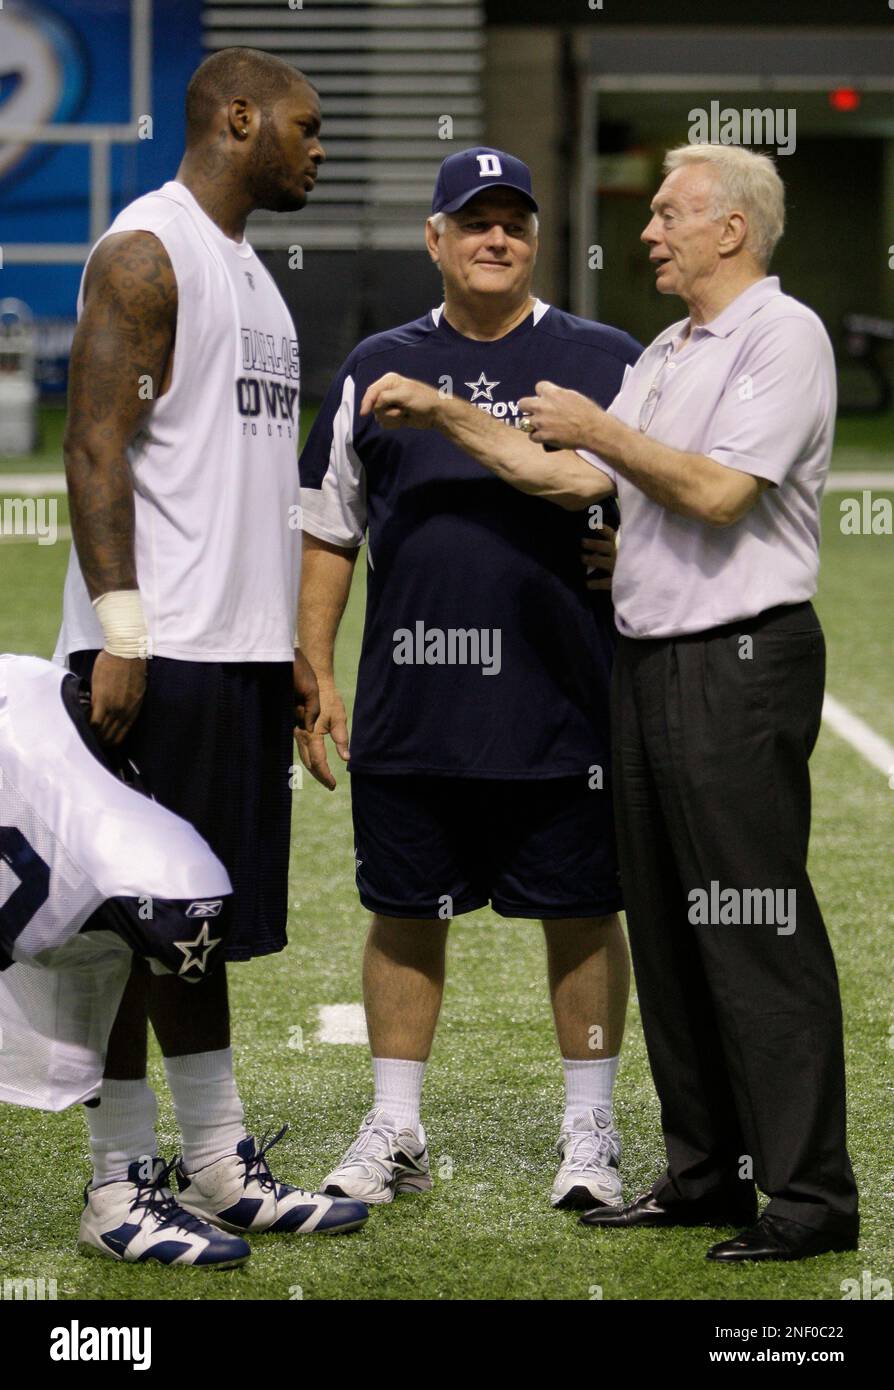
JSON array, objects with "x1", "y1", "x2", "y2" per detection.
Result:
[
  {"x1": 0, "y1": 653, "x2": 252, "y2": 1266},
  {"x1": 52, "y1": 47, "x2": 367, "y2": 1260}
]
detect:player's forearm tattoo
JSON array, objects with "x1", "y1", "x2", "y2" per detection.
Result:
[
  {"x1": 66, "y1": 464, "x2": 139, "y2": 596},
  {"x1": 64, "y1": 232, "x2": 177, "y2": 598}
]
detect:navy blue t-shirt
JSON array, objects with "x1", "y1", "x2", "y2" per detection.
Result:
[{"x1": 299, "y1": 301, "x2": 641, "y2": 778}]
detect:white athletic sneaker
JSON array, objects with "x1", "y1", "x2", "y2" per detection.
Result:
[
  {"x1": 320, "y1": 1106, "x2": 432, "y2": 1205},
  {"x1": 175, "y1": 1125, "x2": 368, "y2": 1235},
  {"x1": 78, "y1": 1157, "x2": 251, "y2": 1267},
  {"x1": 551, "y1": 1108, "x2": 623, "y2": 1210}
]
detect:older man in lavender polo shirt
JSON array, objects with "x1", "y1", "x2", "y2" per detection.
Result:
[{"x1": 359, "y1": 142, "x2": 859, "y2": 1263}]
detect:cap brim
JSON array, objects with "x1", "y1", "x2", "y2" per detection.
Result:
[{"x1": 438, "y1": 181, "x2": 539, "y2": 215}]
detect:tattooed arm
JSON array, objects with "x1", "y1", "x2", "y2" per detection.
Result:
[{"x1": 63, "y1": 230, "x2": 177, "y2": 743}]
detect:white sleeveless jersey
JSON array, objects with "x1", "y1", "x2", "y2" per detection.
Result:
[
  {"x1": 54, "y1": 180, "x2": 301, "y2": 664},
  {"x1": 0, "y1": 654, "x2": 232, "y2": 1108}
]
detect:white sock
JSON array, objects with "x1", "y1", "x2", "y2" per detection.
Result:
[
  {"x1": 163, "y1": 1047, "x2": 247, "y2": 1173},
  {"x1": 372, "y1": 1057, "x2": 425, "y2": 1132},
  {"x1": 562, "y1": 1055, "x2": 620, "y2": 1131},
  {"x1": 85, "y1": 1078, "x2": 158, "y2": 1188}
]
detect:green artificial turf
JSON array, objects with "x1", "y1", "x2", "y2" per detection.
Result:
[{"x1": 0, "y1": 411, "x2": 891, "y2": 1301}]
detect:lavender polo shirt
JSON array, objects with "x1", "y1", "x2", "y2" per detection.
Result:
[{"x1": 579, "y1": 276, "x2": 836, "y2": 639}]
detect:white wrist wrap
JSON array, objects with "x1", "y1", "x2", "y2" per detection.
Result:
[{"x1": 92, "y1": 590, "x2": 150, "y2": 659}]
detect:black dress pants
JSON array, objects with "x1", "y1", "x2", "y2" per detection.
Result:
[{"x1": 611, "y1": 600, "x2": 858, "y2": 1233}]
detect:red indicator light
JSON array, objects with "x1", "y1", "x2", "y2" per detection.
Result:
[{"x1": 829, "y1": 88, "x2": 860, "y2": 112}]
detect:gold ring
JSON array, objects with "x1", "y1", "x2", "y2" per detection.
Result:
[{"x1": 519, "y1": 416, "x2": 534, "y2": 434}]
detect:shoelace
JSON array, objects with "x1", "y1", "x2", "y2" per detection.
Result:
[
  {"x1": 561, "y1": 1127, "x2": 619, "y2": 1176},
  {"x1": 340, "y1": 1121, "x2": 405, "y2": 1176},
  {"x1": 132, "y1": 1158, "x2": 219, "y2": 1237},
  {"x1": 242, "y1": 1124, "x2": 315, "y2": 1198}
]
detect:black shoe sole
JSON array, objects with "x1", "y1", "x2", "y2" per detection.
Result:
[
  {"x1": 707, "y1": 1237, "x2": 859, "y2": 1263},
  {"x1": 581, "y1": 1209, "x2": 758, "y2": 1229}
]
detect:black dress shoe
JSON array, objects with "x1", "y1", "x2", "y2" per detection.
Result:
[
  {"x1": 580, "y1": 1183, "x2": 757, "y2": 1229},
  {"x1": 706, "y1": 1213, "x2": 859, "y2": 1263}
]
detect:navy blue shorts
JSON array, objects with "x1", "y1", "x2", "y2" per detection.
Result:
[
  {"x1": 68, "y1": 652, "x2": 294, "y2": 961},
  {"x1": 350, "y1": 772, "x2": 623, "y2": 921}
]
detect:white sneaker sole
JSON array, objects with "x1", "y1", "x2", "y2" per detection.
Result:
[{"x1": 323, "y1": 1171, "x2": 433, "y2": 1205}]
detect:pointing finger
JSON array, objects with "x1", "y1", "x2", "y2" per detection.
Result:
[{"x1": 360, "y1": 373, "x2": 399, "y2": 416}]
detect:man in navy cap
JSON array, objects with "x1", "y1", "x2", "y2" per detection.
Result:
[{"x1": 297, "y1": 148, "x2": 641, "y2": 1211}]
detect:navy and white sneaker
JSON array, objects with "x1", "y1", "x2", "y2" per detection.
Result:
[
  {"x1": 321, "y1": 1107, "x2": 432, "y2": 1205},
  {"x1": 175, "y1": 1126, "x2": 368, "y2": 1235},
  {"x1": 78, "y1": 1157, "x2": 251, "y2": 1267},
  {"x1": 551, "y1": 1108, "x2": 623, "y2": 1210}
]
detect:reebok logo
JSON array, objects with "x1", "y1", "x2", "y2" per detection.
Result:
[{"x1": 186, "y1": 899, "x2": 223, "y2": 918}]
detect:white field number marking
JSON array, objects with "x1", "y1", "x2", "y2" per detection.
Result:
[{"x1": 317, "y1": 1003, "x2": 368, "y2": 1045}]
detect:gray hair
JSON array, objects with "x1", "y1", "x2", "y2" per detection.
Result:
[
  {"x1": 662, "y1": 143, "x2": 785, "y2": 269},
  {"x1": 428, "y1": 209, "x2": 539, "y2": 238}
]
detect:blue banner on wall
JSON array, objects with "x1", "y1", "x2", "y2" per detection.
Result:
[{"x1": 0, "y1": 0, "x2": 203, "y2": 379}]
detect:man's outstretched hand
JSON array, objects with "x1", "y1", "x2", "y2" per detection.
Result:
[{"x1": 360, "y1": 373, "x2": 442, "y2": 430}]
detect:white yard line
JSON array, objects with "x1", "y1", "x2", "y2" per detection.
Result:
[
  {"x1": 824, "y1": 472, "x2": 894, "y2": 492},
  {"x1": 823, "y1": 694, "x2": 894, "y2": 781},
  {"x1": 0, "y1": 473, "x2": 67, "y2": 494},
  {"x1": 317, "y1": 1003, "x2": 369, "y2": 1045}
]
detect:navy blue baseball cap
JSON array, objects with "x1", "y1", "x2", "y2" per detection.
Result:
[{"x1": 431, "y1": 146, "x2": 539, "y2": 215}]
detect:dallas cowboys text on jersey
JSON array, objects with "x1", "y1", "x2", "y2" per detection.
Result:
[
  {"x1": 237, "y1": 325, "x2": 300, "y2": 436},
  {"x1": 299, "y1": 302, "x2": 641, "y2": 778}
]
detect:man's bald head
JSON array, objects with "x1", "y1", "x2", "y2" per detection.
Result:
[{"x1": 185, "y1": 47, "x2": 312, "y2": 145}]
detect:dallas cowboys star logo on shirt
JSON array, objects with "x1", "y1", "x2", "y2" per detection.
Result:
[
  {"x1": 465, "y1": 372, "x2": 500, "y2": 402},
  {"x1": 173, "y1": 922, "x2": 221, "y2": 976}
]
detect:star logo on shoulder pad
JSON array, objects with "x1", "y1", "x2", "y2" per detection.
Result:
[
  {"x1": 465, "y1": 372, "x2": 500, "y2": 402},
  {"x1": 173, "y1": 922, "x2": 221, "y2": 976}
]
